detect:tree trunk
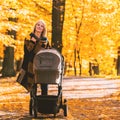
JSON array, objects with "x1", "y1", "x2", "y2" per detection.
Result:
[
  {"x1": 117, "y1": 56, "x2": 120, "y2": 75},
  {"x1": 77, "y1": 49, "x2": 81, "y2": 75},
  {"x1": 2, "y1": 12, "x2": 17, "y2": 77},
  {"x1": 116, "y1": 47, "x2": 120, "y2": 75},
  {"x1": 74, "y1": 48, "x2": 76, "y2": 76},
  {"x1": 89, "y1": 62, "x2": 92, "y2": 76},
  {"x1": 52, "y1": 0, "x2": 66, "y2": 53},
  {"x1": 2, "y1": 46, "x2": 16, "y2": 77}
]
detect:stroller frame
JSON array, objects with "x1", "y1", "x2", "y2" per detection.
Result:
[{"x1": 29, "y1": 48, "x2": 68, "y2": 118}]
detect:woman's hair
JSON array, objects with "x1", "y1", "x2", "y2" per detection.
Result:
[{"x1": 33, "y1": 19, "x2": 47, "y2": 37}]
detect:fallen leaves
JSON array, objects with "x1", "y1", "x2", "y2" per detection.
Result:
[{"x1": 0, "y1": 77, "x2": 120, "y2": 119}]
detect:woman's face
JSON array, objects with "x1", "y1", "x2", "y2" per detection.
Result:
[{"x1": 35, "y1": 21, "x2": 44, "y2": 33}]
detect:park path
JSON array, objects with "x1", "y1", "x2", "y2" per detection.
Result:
[
  {"x1": 62, "y1": 77, "x2": 120, "y2": 99},
  {"x1": 0, "y1": 77, "x2": 120, "y2": 120}
]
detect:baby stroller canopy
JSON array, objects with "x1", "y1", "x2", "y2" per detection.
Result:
[{"x1": 33, "y1": 48, "x2": 63, "y2": 84}]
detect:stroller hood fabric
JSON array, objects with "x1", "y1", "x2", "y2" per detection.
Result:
[{"x1": 33, "y1": 48, "x2": 64, "y2": 84}]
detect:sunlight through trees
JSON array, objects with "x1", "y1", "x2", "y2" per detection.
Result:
[{"x1": 0, "y1": 0, "x2": 120, "y2": 76}]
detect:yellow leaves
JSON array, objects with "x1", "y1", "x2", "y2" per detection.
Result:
[
  {"x1": 0, "y1": 33, "x2": 15, "y2": 46},
  {"x1": 0, "y1": 0, "x2": 120, "y2": 75},
  {"x1": 14, "y1": 40, "x2": 24, "y2": 60},
  {"x1": 62, "y1": 0, "x2": 120, "y2": 75},
  {"x1": 0, "y1": 0, "x2": 52, "y2": 60},
  {"x1": 91, "y1": 0, "x2": 119, "y2": 14}
]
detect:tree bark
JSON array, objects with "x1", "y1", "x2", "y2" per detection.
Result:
[
  {"x1": 1, "y1": 10, "x2": 17, "y2": 77},
  {"x1": 74, "y1": 48, "x2": 76, "y2": 76},
  {"x1": 116, "y1": 47, "x2": 120, "y2": 75},
  {"x1": 52, "y1": 0, "x2": 66, "y2": 53},
  {"x1": 2, "y1": 47, "x2": 16, "y2": 77}
]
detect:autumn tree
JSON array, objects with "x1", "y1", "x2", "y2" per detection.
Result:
[
  {"x1": 71, "y1": 0, "x2": 85, "y2": 76},
  {"x1": 1, "y1": 8, "x2": 17, "y2": 77},
  {"x1": 52, "y1": 0, "x2": 66, "y2": 53},
  {"x1": 62, "y1": 0, "x2": 120, "y2": 76},
  {"x1": 0, "y1": 0, "x2": 52, "y2": 76},
  {"x1": 0, "y1": 0, "x2": 120, "y2": 76}
]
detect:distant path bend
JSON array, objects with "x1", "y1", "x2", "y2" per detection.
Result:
[{"x1": 62, "y1": 77, "x2": 120, "y2": 99}]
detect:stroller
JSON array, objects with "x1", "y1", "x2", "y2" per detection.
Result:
[{"x1": 29, "y1": 48, "x2": 68, "y2": 118}]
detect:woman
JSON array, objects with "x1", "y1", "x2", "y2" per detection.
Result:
[{"x1": 21, "y1": 20, "x2": 49, "y2": 94}]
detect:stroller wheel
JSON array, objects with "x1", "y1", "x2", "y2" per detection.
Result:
[
  {"x1": 53, "y1": 106, "x2": 57, "y2": 118},
  {"x1": 33, "y1": 99, "x2": 37, "y2": 118},
  {"x1": 64, "y1": 104, "x2": 68, "y2": 117},
  {"x1": 33, "y1": 108, "x2": 37, "y2": 118},
  {"x1": 63, "y1": 99, "x2": 68, "y2": 117},
  {"x1": 54, "y1": 113, "x2": 56, "y2": 118},
  {"x1": 29, "y1": 98, "x2": 33, "y2": 116}
]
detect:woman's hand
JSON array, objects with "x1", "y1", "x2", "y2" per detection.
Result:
[{"x1": 31, "y1": 37, "x2": 36, "y2": 43}]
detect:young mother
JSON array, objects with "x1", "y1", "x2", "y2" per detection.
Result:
[{"x1": 21, "y1": 19, "x2": 49, "y2": 95}]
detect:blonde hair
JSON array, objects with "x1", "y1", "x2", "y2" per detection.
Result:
[{"x1": 33, "y1": 19, "x2": 47, "y2": 37}]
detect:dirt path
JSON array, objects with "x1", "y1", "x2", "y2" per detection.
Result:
[
  {"x1": 0, "y1": 77, "x2": 120, "y2": 120},
  {"x1": 62, "y1": 77, "x2": 120, "y2": 98}
]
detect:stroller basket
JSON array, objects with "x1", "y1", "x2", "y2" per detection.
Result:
[{"x1": 36, "y1": 95, "x2": 60, "y2": 114}]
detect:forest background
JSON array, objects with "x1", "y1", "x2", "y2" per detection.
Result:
[{"x1": 0, "y1": 0, "x2": 120, "y2": 77}]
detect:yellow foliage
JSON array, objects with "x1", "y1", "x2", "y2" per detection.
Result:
[
  {"x1": 62, "y1": 0, "x2": 120, "y2": 75},
  {"x1": 0, "y1": 0, "x2": 120, "y2": 75},
  {"x1": 0, "y1": 0, "x2": 52, "y2": 60}
]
